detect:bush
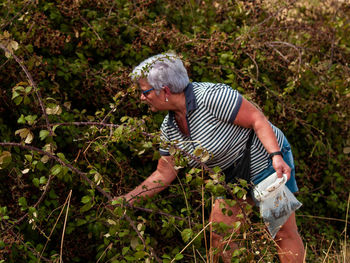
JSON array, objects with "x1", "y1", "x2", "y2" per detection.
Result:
[{"x1": 0, "y1": 0, "x2": 349, "y2": 262}]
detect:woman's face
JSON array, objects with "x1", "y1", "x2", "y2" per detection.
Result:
[{"x1": 138, "y1": 78, "x2": 165, "y2": 112}]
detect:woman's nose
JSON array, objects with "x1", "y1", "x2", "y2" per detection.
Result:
[{"x1": 140, "y1": 93, "x2": 146, "y2": 101}]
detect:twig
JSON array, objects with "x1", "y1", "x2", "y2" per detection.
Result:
[
  {"x1": 266, "y1": 41, "x2": 302, "y2": 72},
  {"x1": 36, "y1": 121, "x2": 122, "y2": 129},
  {"x1": 195, "y1": 249, "x2": 206, "y2": 262},
  {"x1": 223, "y1": 223, "x2": 239, "y2": 253},
  {"x1": 244, "y1": 51, "x2": 259, "y2": 80},
  {"x1": 296, "y1": 214, "x2": 347, "y2": 223},
  {"x1": 322, "y1": 239, "x2": 334, "y2": 263},
  {"x1": 170, "y1": 221, "x2": 212, "y2": 263},
  {"x1": 96, "y1": 243, "x2": 113, "y2": 263},
  {"x1": 38, "y1": 190, "x2": 72, "y2": 263},
  {"x1": 268, "y1": 45, "x2": 289, "y2": 62},
  {"x1": 303, "y1": 243, "x2": 307, "y2": 263},
  {"x1": 176, "y1": 171, "x2": 197, "y2": 261},
  {"x1": 0, "y1": 43, "x2": 53, "y2": 136},
  {"x1": 60, "y1": 190, "x2": 72, "y2": 263},
  {"x1": 107, "y1": 1, "x2": 116, "y2": 18},
  {"x1": 209, "y1": 196, "x2": 214, "y2": 262},
  {"x1": 79, "y1": 14, "x2": 102, "y2": 41},
  {"x1": 0, "y1": 58, "x2": 9, "y2": 70},
  {"x1": 344, "y1": 193, "x2": 350, "y2": 262},
  {"x1": 201, "y1": 168, "x2": 209, "y2": 263}
]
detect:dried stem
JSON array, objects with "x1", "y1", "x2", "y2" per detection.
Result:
[
  {"x1": 170, "y1": 221, "x2": 212, "y2": 263},
  {"x1": 60, "y1": 190, "x2": 72, "y2": 263},
  {"x1": 38, "y1": 189, "x2": 72, "y2": 263}
]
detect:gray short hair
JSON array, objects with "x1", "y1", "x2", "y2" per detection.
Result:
[{"x1": 131, "y1": 52, "x2": 190, "y2": 94}]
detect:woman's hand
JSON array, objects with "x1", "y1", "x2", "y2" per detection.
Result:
[{"x1": 271, "y1": 155, "x2": 291, "y2": 180}]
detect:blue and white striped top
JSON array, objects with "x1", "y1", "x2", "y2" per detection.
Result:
[{"x1": 159, "y1": 82, "x2": 285, "y2": 177}]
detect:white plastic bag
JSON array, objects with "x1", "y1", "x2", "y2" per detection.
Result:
[{"x1": 252, "y1": 172, "x2": 302, "y2": 238}]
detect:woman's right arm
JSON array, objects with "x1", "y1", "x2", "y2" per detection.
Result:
[{"x1": 121, "y1": 156, "x2": 178, "y2": 204}]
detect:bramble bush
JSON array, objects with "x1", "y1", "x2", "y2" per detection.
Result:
[{"x1": 0, "y1": 0, "x2": 349, "y2": 262}]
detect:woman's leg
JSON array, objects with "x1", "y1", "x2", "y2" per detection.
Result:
[
  {"x1": 274, "y1": 212, "x2": 305, "y2": 263},
  {"x1": 209, "y1": 197, "x2": 254, "y2": 263}
]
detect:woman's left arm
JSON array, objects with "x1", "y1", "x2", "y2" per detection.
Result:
[{"x1": 233, "y1": 98, "x2": 291, "y2": 180}]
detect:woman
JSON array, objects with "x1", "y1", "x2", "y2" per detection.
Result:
[{"x1": 121, "y1": 53, "x2": 304, "y2": 262}]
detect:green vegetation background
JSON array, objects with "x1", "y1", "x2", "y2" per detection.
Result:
[{"x1": 0, "y1": 0, "x2": 349, "y2": 262}]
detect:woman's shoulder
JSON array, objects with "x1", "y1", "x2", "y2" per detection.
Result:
[
  {"x1": 192, "y1": 82, "x2": 239, "y2": 104},
  {"x1": 192, "y1": 82, "x2": 231, "y2": 89},
  {"x1": 192, "y1": 82, "x2": 235, "y2": 95}
]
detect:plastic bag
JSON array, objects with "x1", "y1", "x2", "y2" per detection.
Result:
[{"x1": 252, "y1": 172, "x2": 302, "y2": 238}]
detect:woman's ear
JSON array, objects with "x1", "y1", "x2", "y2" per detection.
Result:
[
  {"x1": 162, "y1": 86, "x2": 172, "y2": 101},
  {"x1": 162, "y1": 86, "x2": 171, "y2": 96}
]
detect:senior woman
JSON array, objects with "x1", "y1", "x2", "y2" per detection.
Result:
[{"x1": 121, "y1": 53, "x2": 304, "y2": 263}]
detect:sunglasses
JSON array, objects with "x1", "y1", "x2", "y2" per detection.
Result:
[{"x1": 142, "y1": 87, "x2": 154, "y2": 96}]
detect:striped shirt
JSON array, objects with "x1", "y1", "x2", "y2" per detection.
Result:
[{"x1": 159, "y1": 82, "x2": 285, "y2": 177}]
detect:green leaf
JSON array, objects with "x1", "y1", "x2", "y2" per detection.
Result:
[
  {"x1": 122, "y1": 246, "x2": 130, "y2": 255},
  {"x1": 49, "y1": 189, "x2": 58, "y2": 199},
  {"x1": 24, "y1": 154, "x2": 32, "y2": 162},
  {"x1": 81, "y1": 196, "x2": 91, "y2": 204},
  {"x1": 52, "y1": 125, "x2": 60, "y2": 132},
  {"x1": 17, "y1": 114, "x2": 26, "y2": 124},
  {"x1": 39, "y1": 130, "x2": 50, "y2": 140},
  {"x1": 76, "y1": 218, "x2": 87, "y2": 226},
  {"x1": 18, "y1": 197, "x2": 27, "y2": 207},
  {"x1": 12, "y1": 91, "x2": 20, "y2": 99},
  {"x1": 120, "y1": 116, "x2": 129, "y2": 122},
  {"x1": 181, "y1": 228, "x2": 193, "y2": 243},
  {"x1": 51, "y1": 165, "x2": 62, "y2": 175},
  {"x1": 185, "y1": 174, "x2": 192, "y2": 183},
  {"x1": 124, "y1": 255, "x2": 135, "y2": 261},
  {"x1": 212, "y1": 166, "x2": 222, "y2": 173},
  {"x1": 23, "y1": 96, "x2": 31, "y2": 105},
  {"x1": 39, "y1": 176, "x2": 47, "y2": 184},
  {"x1": 25, "y1": 86, "x2": 32, "y2": 93},
  {"x1": 174, "y1": 253, "x2": 183, "y2": 261},
  {"x1": 13, "y1": 96, "x2": 23, "y2": 105},
  {"x1": 80, "y1": 202, "x2": 93, "y2": 213},
  {"x1": 32, "y1": 178, "x2": 40, "y2": 187}
]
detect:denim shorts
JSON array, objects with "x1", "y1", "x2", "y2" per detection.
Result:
[{"x1": 251, "y1": 137, "x2": 299, "y2": 193}]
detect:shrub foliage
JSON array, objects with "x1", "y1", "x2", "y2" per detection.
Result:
[{"x1": 0, "y1": 0, "x2": 349, "y2": 262}]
